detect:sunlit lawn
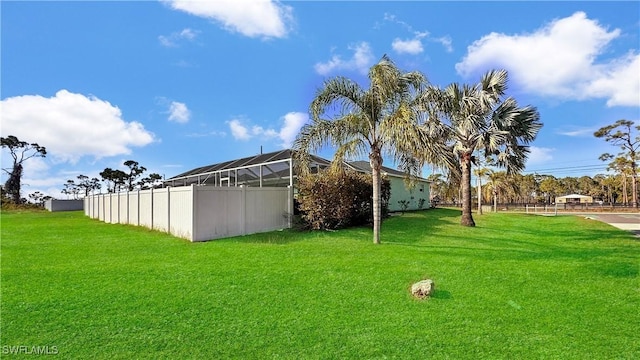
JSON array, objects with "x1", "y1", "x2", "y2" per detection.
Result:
[{"x1": 1, "y1": 208, "x2": 638, "y2": 359}]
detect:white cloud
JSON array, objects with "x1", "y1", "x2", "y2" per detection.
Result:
[
  {"x1": 434, "y1": 36, "x2": 453, "y2": 53},
  {"x1": 228, "y1": 119, "x2": 251, "y2": 140},
  {"x1": 279, "y1": 112, "x2": 308, "y2": 148},
  {"x1": 455, "y1": 12, "x2": 639, "y2": 107},
  {"x1": 384, "y1": 14, "x2": 452, "y2": 54},
  {"x1": 392, "y1": 38, "x2": 424, "y2": 55},
  {"x1": 1, "y1": 90, "x2": 155, "y2": 163},
  {"x1": 163, "y1": 0, "x2": 292, "y2": 39},
  {"x1": 314, "y1": 42, "x2": 375, "y2": 75},
  {"x1": 586, "y1": 52, "x2": 640, "y2": 107},
  {"x1": 527, "y1": 146, "x2": 554, "y2": 165},
  {"x1": 557, "y1": 127, "x2": 596, "y2": 137},
  {"x1": 168, "y1": 101, "x2": 191, "y2": 123},
  {"x1": 252, "y1": 125, "x2": 278, "y2": 138},
  {"x1": 227, "y1": 112, "x2": 308, "y2": 147},
  {"x1": 158, "y1": 28, "x2": 200, "y2": 47}
]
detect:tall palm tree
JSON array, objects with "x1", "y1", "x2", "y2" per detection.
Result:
[
  {"x1": 293, "y1": 55, "x2": 425, "y2": 244},
  {"x1": 420, "y1": 69, "x2": 542, "y2": 226}
]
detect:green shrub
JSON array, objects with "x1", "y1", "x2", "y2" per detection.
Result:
[{"x1": 296, "y1": 170, "x2": 390, "y2": 230}]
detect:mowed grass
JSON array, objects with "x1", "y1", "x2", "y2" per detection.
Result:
[{"x1": 1, "y1": 209, "x2": 639, "y2": 359}]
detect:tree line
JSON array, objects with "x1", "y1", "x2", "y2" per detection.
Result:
[
  {"x1": 428, "y1": 171, "x2": 638, "y2": 208},
  {"x1": 1, "y1": 135, "x2": 162, "y2": 205},
  {"x1": 61, "y1": 160, "x2": 163, "y2": 200}
]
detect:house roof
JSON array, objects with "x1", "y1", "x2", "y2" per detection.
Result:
[
  {"x1": 167, "y1": 149, "x2": 331, "y2": 180},
  {"x1": 166, "y1": 149, "x2": 429, "y2": 182},
  {"x1": 347, "y1": 160, "x2": 428, "y2": 180},
  {"x1": 556, "y1": 194, "x2": 592, "y2": 199}
]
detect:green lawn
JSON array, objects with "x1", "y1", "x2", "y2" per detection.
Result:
[{"x1": 1, "y1": 209, "x2": 638, "y2": 359}]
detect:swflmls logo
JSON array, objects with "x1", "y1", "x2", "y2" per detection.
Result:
[{"x1": 1, "y1": 345, "x2": 59, "y2": 355}]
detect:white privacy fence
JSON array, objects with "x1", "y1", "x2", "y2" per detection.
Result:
[{"x1": 84, "y1": 185, "x2": 293, "y2": 241}]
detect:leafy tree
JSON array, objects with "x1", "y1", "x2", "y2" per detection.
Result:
[
  {"x1": 513, "y1": 173, "x2": 539, "y2": 204},
  {"x1": 421, "y1": 69, "x2": 542, "y2": 226},
  {"x1": 560, "y1": 177, "x2": 579, "y2": 195},
  {"x1": 138, "y1": 173, "x2": 163, "y2": 190},
  {"x1": 426, "y1": 173, "x2": 445, "y2": 202},
  {"x1": 1, "y1": 135, "x2": 47, "y2": 204},
  {"x1": 76, "y1": 175, "x2": 102, "y2": 196},
  {"x1": 28, "y1": 191, "x2": 51, "y2": 206},
  {"x1": 484, "y1": 171, "x2": 518, "y2": 212},
  {"x1": 123, "y1": 160, "x2": 147, "y2": 191},
  {"x1": 594, "y1": 120, "x2": 639, "y2": 208},
  {"x1": 63, "y1": 175, "x2": 101, "y2": 197},
  {"x1": 539, "y1": 175, "x2": 561, "y2": 204},
  {"x1": 599, "y1": 154, "x2": 634, "y2": 206},
  {"x1": 62, "y1": 179, "x2": 81, "y2": 199},
  {"x1": 294, "y1": 55, "x2": 425, "y2": 244},
  {"x1": 100, "y1": 168, "x2": 127, "y2": 193}
]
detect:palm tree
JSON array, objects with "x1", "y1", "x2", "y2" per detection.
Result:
[
  {"x1": 420, "y1": 69, "x2": 542, "y2": 226},
  {"x1": 484, "y1": 171, "x2": 518, "y2": 212},
  {"x1": 293, "y1": 55, "x2": 425, "y2": 244}
]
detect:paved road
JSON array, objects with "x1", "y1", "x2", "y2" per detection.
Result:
[{"x1": 571, "y1": 213, "x2": 640, "y2": 237}]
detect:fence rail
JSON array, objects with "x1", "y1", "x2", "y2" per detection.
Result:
[{"x1": 85, "y1": 185, "x2": 293, "y2": 241}]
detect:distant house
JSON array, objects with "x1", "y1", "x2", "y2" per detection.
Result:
[
  {"x1": 555, "y1": 194, "x2": 594, "y2": 204},
  {"x1": 164, "y1": 149, "x2": 430, "y2": 212}
]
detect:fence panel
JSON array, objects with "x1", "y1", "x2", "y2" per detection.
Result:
[
  {"x1": 138, "y1": 190, "x2": 153, "y2": 228},
  {"x1": 244, "y1": 187, "x2": 290, "y2": 234},
  {"x1": 109, "y1": 194, "x2": 119, "y2": 224},
  {"x1": 118, "y1": 193, "x2": 129, "y2": 224},
  {"x1": 85, "y1": 185, "x2": 292, "y2": 242},
  {"x1": 194, "y1": 187, "x2": 244, "y2": 241},
  {"x1": 169, "y1": 186, "x2": 194, "y2": 240},
  {"x1": 129, "y1": 191, "x2": 140, "y2": 226},
  {"x1": 153, "y1": 189, "x2": 169, "y2": 232}
]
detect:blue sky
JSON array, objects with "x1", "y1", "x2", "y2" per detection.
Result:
[{"x1": 2, "y1": 1, "x2": 639, "y2": 199}]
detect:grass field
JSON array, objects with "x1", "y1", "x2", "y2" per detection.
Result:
[{"x1": 1, "y1": 208, "x2": 639, "y2": 359}]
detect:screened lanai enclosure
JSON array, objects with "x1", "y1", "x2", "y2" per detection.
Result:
[{"x1": 164, "y1": 149, "x2": 332, "y2": 188}]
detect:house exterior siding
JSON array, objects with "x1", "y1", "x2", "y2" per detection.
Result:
[{"x1": 387, "y1": 176, "x2": 431, "y2": 212}]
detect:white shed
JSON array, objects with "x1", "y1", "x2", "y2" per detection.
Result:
[{"x1": 555, "y1": 194, "x2": 594, "y2": 204}]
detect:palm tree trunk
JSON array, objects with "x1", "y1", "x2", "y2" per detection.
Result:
[
  {"x1": 493, "y1": 189, "x2": 498, "y2": 213},
  {"x1": 477, "y1": 175, "x2": 483, "y2": 215},
  {"x1": 460, "y1": 153, "x2": 475, "y2": 226},
  {"x1": 370, "y1": 149, "x2": 383, "y2": 244}
]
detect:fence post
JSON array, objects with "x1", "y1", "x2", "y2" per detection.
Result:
[
  {"x1": 150, "y1": 187, "x2": 154, "y2": 230},
  {"x1": 167, "y1": 187, "x2": 171, "y2": 235},
  {"x1": 287, "y1": 185, "x2": 293, "y2": 229},
  {"x1": 191, "y1": 185, "x2": 197, "y2": 242},
  {"x1": 137, "y1": 190, "x2": 140, "y2": 226},
  {"x1": 241, "y1": 185, "x2": 246, "y2": 236}
]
